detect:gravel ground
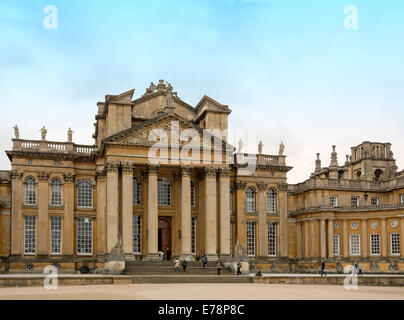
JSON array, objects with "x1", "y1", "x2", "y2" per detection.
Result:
[{"x1": 0, "y1": 283, "x2": 403, "y2": 300}]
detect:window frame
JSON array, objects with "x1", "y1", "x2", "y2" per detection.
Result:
[
  {"x1": 24, "y1": 215, "x2": 36, "y2": 255},
  {"x1": 330, "y1": 195, "x2": 338, "y2": 207},
  {"x1": 246, "y1": 187, "x2": 255, "y2": 213},
  {"x1": 50, "y1": 216, "x2": 62, "y2": 255},
  {"x1": 77, "y1": 180, "x2": 93, "y2": 208},
  {"x1": 333, "y1": 234, "x2": 340, "y2": 256},
  {"x1": 246, "y1": 222, "x2": 256, "y2": 256},
  {"x1": 370, "y1": 233, "x2": 381, "y2": 256},
  {"x1": 371, "y1": 197, "x2": 379, "y2": 206},
  {"x1": 390, "y1": 233, "x2": 400, "y2": 256},
  {"x1": 267, "y1": 223, "x2": 276, "y2": 257},
  {"x1": 133, "y1": 177, "x2": 141, "y2": 206},
  {"x1": 50, "y1": 178, "x2": 63, "y2": 207},
  {"x1": 157, "y1": 177, "x2": 172, "y2": 207},
  {"x1": 24, "y1": 177, "x2": 37, "y2": 206},
  {"x1": 351, "y1": 196, "x2": 359, "y2": 207},
  {"x1": 267, "y1": 188, "x2": 276, "y2": 213},
  {"x1": 77, "y1": 218, "x2": 93, "y2": 255},
  {"x1": 350, "y1": 234, "x2": 360, "y2": 256},
  {"x1": 191, "y1": 217, "x2": 197, "y2": 255},
  {"x1": 133, "y1": 215, "x2": 142, "y2": 254},
  {"x1": 190, "y1": 180, "x2": 195, "y2": 208}
]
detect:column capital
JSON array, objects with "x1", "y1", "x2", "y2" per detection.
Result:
[
  {"x1": 256, "y1": 182, "x2": 267, "y2": 191},
  {"x1": 180, "y1": 166, "x2": 192, "y2": 177},
  {"x1": 105, "y1": 160, "x2": 119, "y2": 172},
  {"x1": 121, "y1": 161, "x2": 135, "y2": 173},
  {"x1": 203, "y1": 166, "x2": 217, "y2": 178},
  {"x1": 235, "y1": 181, "x2": 247, "y2": 190},
  {"x1": 218, "y1": 167, "x2": 230, "y2": 178},
  {"x1": 63, "y1": 172, "x2": 76, "y2": 183},
  {"x1": 37, "y1": 171, "x2": 50, "y2": 181},
  {"x1": 10, "y1": 170, "x2": 23, "y2": 180},
  {"x1": 276, "y1": 182, "x2": 288, "y2": 192},
  {"x1": 95, "y1": 170, "x2": 106, "y2": 182},
  {"x1": 147, "y1": 165, "x2": 159, "y2": 175}
]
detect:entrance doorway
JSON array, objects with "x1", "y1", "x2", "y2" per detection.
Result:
[{"x1": 158, "y1": 217, "x2": 172, "y2": 260}]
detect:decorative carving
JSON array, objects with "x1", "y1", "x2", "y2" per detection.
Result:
[
  {"x1": 391, "y1": 220, "x2": 398, "y2": 228},
  {"x1": 235, "y1": 181, "x2": 247, "y2": 190},
  {"x1": 67, "y1": 128, "x2": 73, "y2": 143},
  {"x1": 203, "y1": 166, "x2": 217, "y2": 178},
  {"x1": 258, "y1": 141, "x2": 263, "y2": 155},
  {"x1": 277, "y1": 182, "x2": 288, "y2": 192},
  {"x1": 279, "y1": 141, "x2": 285, "y2": 156},
  {"x1": 14, "y1": 125, "x2": 19, "y2": 139},
  {"x1": 37, "y1": 171, "x2": 50, "y2": 181},
  {"x1": 370, "y1": 262, "x2": 379, "y2": 272},
  {"x1": 105, "y1": 161, "x2": 118, "y2": 172},
  {"x1": 390, "y1": 261, "x2": 398, "y2": 272},
  {"x1": 39, "y1": 126, "x2": 47, "y2": 141},
  {"x1": 121, "y1": 161, "x2": 134, "y2": 173},
  {"x1": 218, "y1": 167, "x2": 230, "y2": 177},
  {"x1": 180, "y1": 166, "x2": 192, "y2": 177},
  {"x1": 10, "y1": 170, "x2": 23, "y2": 180},
  {"x1": 95, "y1": 170, "x2": 106, "y2": 182},
  {"x1": 315, "y1": 153, "x2": 321, "y2": 172},
  {"x1": 256, "y1": 182, "x2": 267, "y2": 191},
  {"x1": 165, "y1": 82, "x2": 174, "y2": 109},
  {"x1": 351, "y1": 221, "x2": 359, "y2": 229},
  {"x1": 371, "y1": 221, "x2": 378, "y2": 229},
  {"x1": 63, "y1": 173, "x2": 76, "y2": 183},
  {"x1": 333, "y1": 222, "x2": 339, "y2": 230},
  {"x1": 147, "y1": 165, "x2": 159, "y2": 175},
  {"x1": 330, "y1": 145, "x2": 338, "y2": 167}
]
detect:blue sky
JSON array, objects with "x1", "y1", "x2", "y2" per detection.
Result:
[{"x1": 0, "y1": 0, "x2": 403, "y2": 183}]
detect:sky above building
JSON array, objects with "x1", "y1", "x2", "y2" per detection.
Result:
[{"x1": 0, "y1": 0, "x2": 403, "y2": 183}]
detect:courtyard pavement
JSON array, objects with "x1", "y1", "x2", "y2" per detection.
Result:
[{"x1": 0, "y1": 283, "x2": 403, "y2": 300}]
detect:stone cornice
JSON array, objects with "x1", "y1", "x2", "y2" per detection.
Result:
[{"x1": 6, "y1": 150, "x2": 96, "y2": 162}]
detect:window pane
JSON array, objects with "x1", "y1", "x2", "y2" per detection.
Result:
[
  {"x1": 268, "y1": 223, "x2": 276, "y2": 256},
  {"x1": 246, "y1": 188, "x2": 255, "y2": 212},
  {"x1": 50, "y1": 216, "x2": 62, "y2": 254},
  {"x1": 267, "y1": 189, "x2": 276, "y2": 213},
  {"x1": 24, "y1": 216, "x2": 36, "y2": 254},
  {"x1": 391, "y1": 233, "x2": 400, "y2": 255},
  {"x1": 191, "y1": 217, "x2": 196, "y2": 255},
  {"x1": 350, "y1": 234, "x2": 360, "y2": 256},
  {"x1": 77, "y1": 218, "x2": 93, "y2": 254},
  {"x1": 133, "y1": 177, "x2": 141, "y2": 205},
  {"x1": 51, "y1": 179, "x2": 62, "y2": 206},
  {"x1": 77, "y1": 181, "x2": 93, "y2": 207},
  {"x1": 333, "y1": 234, "x2": 340, "y2": 256},
  {"x1": 247, "y1": 222, "x2": 255, "y2": 256},
  {"x1": 370, "y1": 234, "x2": 380, "y2": 255},
  {"x1": 25, "y1": 178, "x2": 36, "y2": 205},
  {"x1": 133, "y1": 215, "x2": 142, "y2": 254},
  {"x1": 158, "y1": 178, "x2": 171, "y2": 206}
]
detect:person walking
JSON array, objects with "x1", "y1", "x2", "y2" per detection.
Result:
[
  {"x1": 174, "y1": 259, "x2": 180, "y2": 272},
  {"x1": 166, "y1": 248, "x2": 171, "y2": 261},
  {"x1": 182, "y1": 259, "x2": 188, "y2": 272},
  {"x1": 217, "y1": 261, "x2": 223, "y2": 276},
  {"x1": 237, "y1": 262, "x2": 242, "y2": 275},
  {"x1": 352, "y1": 263, "x2": 357, "y2": 276},
  {"x1": 159, "y1": 251, "x2": 164, "y2": 261},
  {"x1": 320, "y1": 261, "x2": 327, "y2": 276},
  {"x1": 202, "y1": 255, "x2": 208, "y2": 269},
  {"x1": 358, "y1": 263, "x2": 363, "y2": 276}
]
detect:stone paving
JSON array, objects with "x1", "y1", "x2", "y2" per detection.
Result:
[{"x1": 0, "y1": 283, "x2": 403, "y2": 300}]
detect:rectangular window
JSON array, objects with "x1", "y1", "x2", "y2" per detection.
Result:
[
  {"x1": 330, "y1": 196, "x2": 338, "y2": 207},
  {"x1": 191, "y1": 217, "x2": 196, "y2": 255},
  {"x1": 350, "y1": 234, "x2": 360, "y2": 256},
  {"x1": 77, "y1": 218, "x2": 93, "y2": 255},
  {"x1": 247, "y1": 222, "x2": 256, "y2": 256},
  {"x1": 401, "y1": 194, "x2": 404, "y2": 204},
  {"x1": 391, "y1": 233, "x2": 400, "y2": 256},
  {"x1": 268, "y1": 223, "x2": 276, "y2": 257},
  {"x1": 230, "y1": 190, "x2": 233, "y2": 213},
  {"x1": 370, "y1": 234, "x2": 380, "y2": 256},
  {"x1": 333, "y1": 234, "x2": 340, "y2": 256},
  {"x1": 351, "y1": 196, "x2": 359, "y2": 207},
  {"x1": 133, "y1": 215, "x2": 142, "y2": 254},
  {"x1": 50, "y1": 217, "x2": 62, "y2": 255},
  {"x1": 371, "y1": 197, "x2": 379, "y2": 206},
  {"x1": 24, "y1": 216, "x2": 36, "y2": 255}
]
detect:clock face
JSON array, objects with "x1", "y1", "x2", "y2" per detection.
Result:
[
  {"x1": 391, "y1": 220, "x2": 398, "y2": 228},
  {"x1": 371, "y1": 222, "x2": 378, "y2": 229},
  {"x1": 351, "y1": 222, "x2": 359, "y2": 229},
  {"x1": 333, "y1": 222, "x2": 339, "y2": 230}
]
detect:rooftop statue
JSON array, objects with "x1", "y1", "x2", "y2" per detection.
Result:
[
  {"x1": 258, "y1": 141, "x2": 263, "y2": 155},
  {"x1": 39, "y1": 126, "x2": 47, "y2": 141},
  {"x1": 13, "y1": 125, "x2": 19, "y2": 139},
  {"x1": 238, "y1": 138, "x2": 244, "y2": 153},
  {"x1": 67, "y1": 127, "x2": 74, "y2": 143},
  {"x1": 279, "y1": 141, "x2": 285, "y2": 156}
]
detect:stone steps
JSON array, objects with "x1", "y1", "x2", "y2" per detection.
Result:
[{"x1": 130, "y1": 275, "x2": 253, "y2": 284}]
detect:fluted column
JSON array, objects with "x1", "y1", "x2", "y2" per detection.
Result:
[
  {"x1": 296, "y1": 222, "x2": 302, "y2": 259},
  {"x1": 106, "y1": 161, "x2": 119, "y2": 253},
  {"x1": 320, "y1": 219, "x2": 326, "y2": 259},
  {"x1": 278, "y1": 183, "x2": 288, "y2": 258},
  {"x1": 204, "y1": 167, "x2": 217, "y2": 259},
  {"x1": 381, "y1": 218, "x2": 387, "y2": 257},
  {"x1": 342, "y1": 220, "x2": 349, "y2": 257},
  {"x1": 122, "y1": 162, "x2": 134, "y2": 257},
  {"x1": 37, "y1": 172, "x2": 50, "y2": 256},
  {"x1": 327, "y1": 219, "x2": 334, "y2": 259},
  {"x1": 361, "y1": 219, "x2": 368, "y2": 258},
  {"x1": 146, "y1": 165, "x2": 159, "y2": 260},
  {"x1": 10, "y1": 171, "x2": 23, "y2": 256},
  {"x1": 257, "y1": 182, "x2": 268, "y2": 257},
  {"x1": 180, "y1": 166, "x2": 192, "y2": 259},
  {"x1": 63, "y1": 173, "x2": 75, "y2": 257},
  {"x1": 95, "y1": 171, "x2": 106, "y2": 256},
  {"x1": 219, "y1": 168, "x2": 231, "y2": 256}
]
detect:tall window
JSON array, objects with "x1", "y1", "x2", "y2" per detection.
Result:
[
  {"x1": 191, "y1": 181, "x2": 195, "y2": 207},
  {"x1": 158, "y1": 178, "x2": 171, "y2": 206},
  {"x1": 77, "y1": 181, "x2": 93, "y2": 208},
  {"x1": 391, "y1": 233, "x2": 400, "y2": 256},
  {"x1": 267, "y1": 189, "x2": 276, "y2": 213},
  {"x1": 370, "y1": 234, "x2": 380, "y2": 256},
  {"x1": 24, "y1": 216, "x2": 36, "y2": 254},
  {"x1": 351, "y1": 196, "x2": 359, "y2": 207},
  {"x1": 25, "y1": 178, "x2": 36, "y2": 205},
  {"x1": 50, "y1": 216, "x2": 62, "y2": 255},
  {"x1": 77, "y1": 218, "x2": 93, "y2": 255},
  {"x1": 246, "y1": 187, "x2": 255, "y2": 212},
  {"x1": 268, "y1": 223, "x2": 276, "y2": 256},
  {"x1": 350, "y1": 234, "x2": 360, "y2": 256},
  {"x1": 330, "y1": 196, "x2": 338, "y2": 207},
  {"x1": 230, "y1": 222, "x2": 233, "y2": 256},
  {"x1": 133, "y1": 215, "x2": 142, "y2": 254},
  {"x1": 333, "y1": 234, "x2": 340, "y2": 256},
  {"x1": 401, "y1": 194, "x2": 404, "y2": 204},
  {"x1": 133, "y1": 177, "x2": 141, "y2": 205},
  {"x1": 191, "y1": 217, "x2": 196, "y2": 255},
  {"x1": 229, "y1": 190, "x2": 233, "y2": 213},
  {"x1": 371, "y1": 197, "x2": 379, "y2": 206},
  {"x1": 51, "y1": 178, "x2": 62, "y2": 206},
  {"x1": 247, "y1": 222, "x2": 256, "y2": 256}
]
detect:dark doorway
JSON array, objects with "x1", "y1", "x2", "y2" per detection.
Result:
[{"x1": 158, "y1": 217, "x2": 172, "y2": 260}]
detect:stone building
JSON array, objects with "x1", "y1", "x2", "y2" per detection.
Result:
[{"x1": 0, "y1": 80, "x2": 403, "y2": 274}]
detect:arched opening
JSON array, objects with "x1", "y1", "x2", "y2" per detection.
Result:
[
  {"x1": 158, "y1": 217, "x2": 172, "y2": 260},
  {"x1": 374, "y1": 169, "x2": 383, "y2": 181}
]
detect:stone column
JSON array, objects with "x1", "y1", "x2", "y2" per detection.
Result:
[
  {"x1": 122, "y1": 162, "x2": 134, "y2": 258},
  {"x1": 320, "y1": 219, "x2": 327, "y2": 259},
  {"x1": 257, "y1": 182, "x2": 268, "y2": 257},
  {"x1": 63, "y1": 173, "x2": 75, "y2": 257},
  {"x1": 180, "y1": 166, "x2": 192, "y2": 260},
  {"x1": 37, "y1": 172, "x2": 50, "y2": 256},
  {"x1": 296, "y1": 222, "x2": 302, "y2": 259},
  {"x1": 304, "y1": 221, "x2": 310, "y2": 258},
  {"x1": 327, "y1": 219, "x2": 334, "y2": 259},
  {"x1": 342, "y1": 220, "x2": 349, "y2": 258},
  {"x1": 361, "y1": 219, "x2": 368, "y2": 258},
  {"x1": 235, "y1": 181, "x2": 247, "y2": 254},
  {"x1": 219, "y1": 168, "x2": 231, "y2": 256},
  {"x1": 204, "y1": 167, "x2": 217, "y2": 259},
  {"x1": 309, "y1": 220, "x2": 315, "y2": 258},
  {"x1": 106, "y1": 161, "x2": 119, "y2": 253},
  {"x1": 278, "y1": 183, "x2": 288, "y2": 258},
  {"x1": 381, "y1": 218, "x2": 387, "y2": 257},
  {"x1": 401, "y1": 218, "x2": 404, "y2": 258},
  {"x1": 146, "y1": 165, "x2": 159, "y2": 260},
  {"x1": 10, "y1": 171, "x2": 23, "y2": 256}
]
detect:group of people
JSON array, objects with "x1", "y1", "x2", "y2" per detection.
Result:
[
  {"x1": 173, "y1": 255, "x2": 225, "y2": 275},
  {"x1": 320, "y1": 261, "x2": 363, "y2": 276}
]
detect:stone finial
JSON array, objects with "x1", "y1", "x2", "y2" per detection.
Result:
[
  {"x1": 67, "y1": 127, "x2": 73, "y2": 143},
  {"x1": 345, "y1": 154, "x2": 350, "y2": 165},
  {"x1": 13, "y1": 125, "x2": 19, "y2": 139},
  {"x1": 279, "y1": 141, "x2": 285, "y2": 156},
  {"x1": 315, "y1": 153, "x2": 321, "y2": 172},
  {"x1": 238, "y1": 139, "x2": 244, "y2": 153},
  {"x1": 157, "y1": 79, "x2": 166, "y2": 91},
  {"x1": 258, "y1": 141, "x2": 263, "y2": 155},
  {"x1": 39, "y1": 126, "x2": 47, "y2": 141},
  {"x1": 330, "y1": 145, "x2": 338, "y2": 167}
]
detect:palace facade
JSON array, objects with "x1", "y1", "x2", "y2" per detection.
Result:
[{"x1": 0, "y1": 80, "x2": 403, "y2": 274}]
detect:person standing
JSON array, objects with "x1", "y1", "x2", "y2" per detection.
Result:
[
  {"x1": 217, "y1": 261, "x2": 223, "y2": 276},
  {"x1": 320, "y1": 261, "x2": 327, "y2": 276},
  {"x1": 166, "y1": 248, "x2": 171, "y2": 261},
  {"x1": 237, "y1": 262, "x2": 242, "y2": 276},
  {"x1": 358, "y1": 263, "x2": 363, "y2": 276},
  {"x1": 352, "y1": 263, "x2": 357, "y2": 276},
  {"x1": 174, "y1": 259, "x2": 180, "y2": 272},
  {"x1": 182, "y1": 259, "x2": 188, "y2": 272},
  {"x1": 202, "y1": 255, "x2": 208, "y2": 269}
]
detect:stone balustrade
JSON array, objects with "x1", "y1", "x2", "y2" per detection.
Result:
[
  {"x1": 230, "y1": 153, "x2": 286, "y2": 166},
  {"x1": 12, "y1": 139, "x2": 97, "y2": 155}
]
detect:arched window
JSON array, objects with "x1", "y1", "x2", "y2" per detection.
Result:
[
  {"x1": 51, "y1": 178, "x2": 62, "y2": 206},
  {"x1": 191, "y1": 180, "x2": 195, "y2": 207},
  {"x1": 158, "y1": 178, "x2": 171, "y2": 206},
  {"x1": 25, "y1": 178, "x2": 36, "y2": 205},
  {"x1": 133, "y1": 177, "x2": 141, "y2": 205},
  {"x1": 246, "y1": 187, "x2": 255, "y2": 212},
  {"x1": 267, "y1": 188, "x2": 276, "y2": 213},
  {"x1": 77, "y1": 180, "x2": 93, "y2": 208}
]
